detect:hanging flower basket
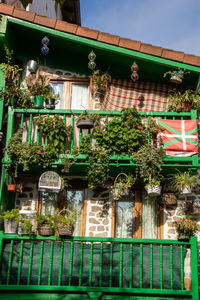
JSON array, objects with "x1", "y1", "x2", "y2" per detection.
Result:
[
  {"x1": 170, "y1": 74, "x2": 183, "y2": 84},
  {"x1": 147, "y1": 184, "x2": 162, "y2": 197},
  {"x1": 112, "y1": 173, "x2": 134, "y2": 200}
]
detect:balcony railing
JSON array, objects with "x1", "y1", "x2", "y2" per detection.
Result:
[
  {"x1": 4, "y1": 107, "x2": 199, "y2": 171},
  {"x1": 0, "y1": 232, "x2": 198, "y2": 299}
]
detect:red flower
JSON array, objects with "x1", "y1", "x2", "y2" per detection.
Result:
[
  {"x1": 96, "y1": 125, "x2": 100, "y2": 128},
  {"x1": 104, "y1": 121, "x2": 107, "y2": 124},
  {"x1": 100, "y1": 130, "x2": 103, "y2": 133},
  {"x1": 132, "y1": 105, "x2": 137, "y2": 107},
  {"x1": 138, "y1": 126, "x2": 143, "y2": 130}
]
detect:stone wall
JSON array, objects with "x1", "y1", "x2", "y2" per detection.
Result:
[{"x1": 85, "y1": 188, "x2": 112, "y2": 237}]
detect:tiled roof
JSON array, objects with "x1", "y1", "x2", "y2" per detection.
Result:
[{"x1": 0, "y1": 3, "x2": 200, "y2": 67}]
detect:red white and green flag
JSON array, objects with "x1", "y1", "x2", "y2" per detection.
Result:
[{"x1": 157, "y1": 119, "x2": 198, "y2": 157}]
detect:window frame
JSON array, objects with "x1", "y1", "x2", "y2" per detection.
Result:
[{"x1": 50, "y1": 77, "x2": 92, "y2": 110}]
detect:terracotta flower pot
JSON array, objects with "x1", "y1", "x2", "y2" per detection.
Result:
[{"x1": 7, "y1": 184, "x2": 16, "y2": 192}]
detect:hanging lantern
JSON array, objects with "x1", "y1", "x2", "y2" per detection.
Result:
[
  {"x1": 131, "y1": 61, "x2": 139, "y2": 82},
  {"x1": 88, "y1": 61, "x2": 96, "y2": 70},
  {"x1": 88, "y1": 50, "x2": 96, "y2": 61},
  {"x1": 41, "y1": 36, "x2": 50, "y2": 55},
  {"x1": 88, "y1": 50, "x2": 96, "y2": 70},
  {"x1": 131, "y1": 72, "x2": 139, "y2": 82},
  {"x1": 131, "y1": 61, "x2": 139, "y2": 72}
]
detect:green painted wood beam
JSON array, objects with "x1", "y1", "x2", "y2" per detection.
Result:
[{"x1": 5, "y1": 16, "x2": 200, "y2": 73}]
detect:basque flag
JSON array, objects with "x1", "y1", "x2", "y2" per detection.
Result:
[{"x1": 157, "y1": 119, "x2": 198, "y2": 157}]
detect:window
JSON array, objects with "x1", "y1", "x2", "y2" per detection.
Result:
[
  {"x1": 39, "y1": 181, "x2": 87, "y2": 236},
  {"x1": 50, "y1": 78, "x2": 90, "y2": 110},
  {"x1": 115, "y1": 196, "x2": 134, "y2": 238}
]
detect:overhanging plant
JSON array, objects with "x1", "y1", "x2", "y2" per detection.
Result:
[
  {"x1": 132, "y1": 143, "x2": 165, "y2": 192},
  {"x1": 95, "y1": 108, "x2": 146, "y2": 155},
  {"x1": 167, "y1": 89, "x2": 200, "y2": 111},
  {"x1": 79, "y1": 136, "x2": 110, "y2": 188},
  {"x1": 34, "y1": 115, "x2": 72, "y2": 153}
]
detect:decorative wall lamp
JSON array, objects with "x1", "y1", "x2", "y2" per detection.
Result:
[{"x1": 131, "y1": 61, "x2": 139, "y2": 82}]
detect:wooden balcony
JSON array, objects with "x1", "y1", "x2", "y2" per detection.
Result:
[
  {"x1": 0, "y1": 231, "x2": 198, "y2": 299},
  {"x1": 3, "y1": 107, "x2": 199, "y2": 177}
]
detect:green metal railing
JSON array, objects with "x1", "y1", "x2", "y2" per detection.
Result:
[
  {"x1": 3, "y1": 107, "x2": 199, "y2": 169},
  {"x1": 0, "y1": 232, "x2": 198, "y2": 299}
]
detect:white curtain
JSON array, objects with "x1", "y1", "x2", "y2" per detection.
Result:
[
  {"x1": 41, "y1": 192, "x2": 57, "y2": 216},
  {"x1": 71, "y1": 84, "x2": 89, "y2": 110},
  {"x1": 142, "y1": 193, "x2": 157, "y2": 238},
  {"x1": 66, "y1": 190, "x2": 83, "y2": 236},
  {"x1": 115, "y1": 198, "x2": 134, "y2": 238}
]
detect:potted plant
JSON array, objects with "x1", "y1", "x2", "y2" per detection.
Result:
[
  {"x1": 111, "y1": 173, "x2": 135, "y2": 200},
  {"x1": 164, "y1": 68, "x2": 189, "y2": 84},
  {"x1": 25, "y1": 70, "x2": 51, "y2": 108},
  {"x1": 18, "y1": 219, "x2": 33, "y2": 235},
  {"x1": 76, "y1": 111, "x2": 98, "y2": 129},
  {"x1": 167, "y1": 89, "x2": 200, "y2": 112},
  {"x1": 36, "y1": 213, "x2": 55, "y2": 236},
  {"x1": 7, "y1": 183, "x2": 16, "y2": 192},
  {"x1": 146, "y1": 178, "x2": 162, "y2": 197},
  {"x1": 90, "y1": 69, "x2": 111, "y2": 101},
  {"x1": 133, "y1": 144, "x2": 165, "y2": 197},
  {"x1": 170, "y1": 171, "x2": 197, "y2": 195},
  {"x1": 0, "y1": 208, "x2": 20, "y2": 234},
  {"x1": 54, "y1": 209, "x2": 76, "y2": 236},
  {"x1": 174, "y1": 217, "x2": 199, "y2": 240}
]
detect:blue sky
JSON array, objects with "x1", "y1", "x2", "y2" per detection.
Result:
[{"x1": 80, "y1": 0, "x2": 200, "y2": 56}]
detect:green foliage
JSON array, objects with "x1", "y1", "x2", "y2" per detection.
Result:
[
  {"x1": 0, "y1": 86, "x2": 33, "y2": 108},
  {"x1": 91, "y1": 69, "x2": 111, "y2": 90},
  {"x1": 111, "y1": 173, "x2": 135, "y2": 200},
  {"x1": 36, "y1": 213, "x2": 55, "y2": 230},
  {"x1": 25, "y1": 144, "x2": 56, "y2": 169},
  {"x1": 80, "y1": 136, "x2": 110, "y2": 188},
  {"x1": 167, "y1": 89, "x2": 200, "y2": 111},
  {"x1": 25, "y1": 71, "x2": 51, "y2": 98},
  {"x1": 34, "y1": 115, "x2": 72, "y2": 153},
  {"x1": 6, "y1": 130, "x2": 57, "y2": 176},
  {"x1": 174, "y1": 217, "x2": 199, "y2": 235},
  {"x1": 0, "y1": 209, "x2": 20, "y2": 224},
  {"x1": 133, "y1": 144, "x2": 165, "y2": 185},
  {"x1": 6, "y1": 130, "x2": 29, "y2": 177},
  {"x1": 22, "y1": 219, "x2": 33, "y2": 234},
  {"x1": 76, "y1": 110, "x2": 98, "y2": 122},
  {"x1": 164, "y1": 68, "x2": 186, "y2": 79},
  {"x1": 54, "y1": 210, "x2": 76, "y2": 227},
  {"x1": 171, "y1": 171, "x2": 197, "y2": 192},
  {"x1": 95, "y1": 108, "x2": 146, "y2": 155}
]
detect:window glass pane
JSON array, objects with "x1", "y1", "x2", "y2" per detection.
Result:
[
  {"x1": 71, "y1": 83, "x2": 88, "y2": 110},
  {"x1": 115, "y1": 197, "x2": 134, "y2": 238},
  {"x1": 40, "y1": 192, "x2": 57, "y2": 215},
  {"x1": 142, "y1": 193, "x2": 157, "y2": 238},
  {"x1": 50, "y1": 82, "x2": 64, "y2": 109},
  {"x1": 66, "y1": 190, "x2": 83, "y2": 236}
]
